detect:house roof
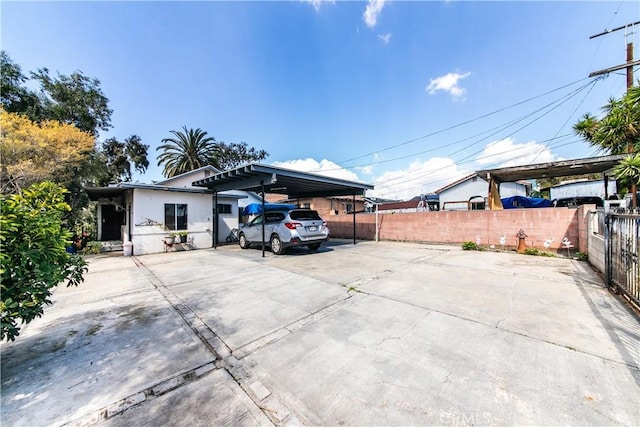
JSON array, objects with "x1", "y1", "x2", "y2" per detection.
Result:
[
  {"x1": 155, "y1": 165, "x2": 221, "y2": 185},
  {"x1": 378, "y1": 200, "x2": 421, "y2": 210},
  {"x1": 192, "y1": 163, "x2": 374, "y2": 198},
  {"x1": 85, "y1": 182, "x2": 246, "y2": 201},
  {"x1": 434, "y1": 173, "x2": 480, "y2": 194},
  {"x1": 475, "y1": 155, "x2": 627, "y2": 183}
]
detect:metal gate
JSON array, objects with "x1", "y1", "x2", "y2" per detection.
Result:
[{"x1": 605, "y1": 211, "x2": 640, "y2": 310}]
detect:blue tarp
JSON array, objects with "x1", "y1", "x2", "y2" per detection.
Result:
[
  {"x1": 241, "y1": 203, "x2": 296, "y2": 216},
  {"x1": 501, "y1": 196, "x2": 553, "y2": 209}
]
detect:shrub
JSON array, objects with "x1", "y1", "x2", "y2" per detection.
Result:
[
  {"x1": 0, "y1": 182, "x2": 88, "y2": 341},
  {"x1": 462, "y1": 241, "x2": 478, "y2": 251},
  {"x1": 523, "y1": 247, "x2": 555, "y2": 257},
  {"x1": 83, "y1": 241, "x2": 102, "y2": 255}
]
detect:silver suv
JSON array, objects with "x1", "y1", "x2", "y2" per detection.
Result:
[{"x1": 238, "y1": 209, "x2": 329, "y2": 255}]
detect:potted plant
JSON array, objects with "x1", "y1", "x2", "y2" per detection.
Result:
[
  {"x1": 178, "y1": 231, "x2": 188, "y2": 243},
  {"x1": 165, "y1": 232, "x2": 177, "y2": 245}
]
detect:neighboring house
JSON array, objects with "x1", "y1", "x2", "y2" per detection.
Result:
[
  {"x1": 377, "y1": 195, "x2": 439, "y2": 213},
  {"x1": 549, "y1": 179, "x2": 617, "y2": 200},
  {"x1": 86, "y1": 166, "x2": 246, "y2": 255},
  {"x1": 436, "y1": 174, "x2": 529, "y2": 211},
  {"x1": 270, "y1": 196, "x2": 367, "y2": 217}
]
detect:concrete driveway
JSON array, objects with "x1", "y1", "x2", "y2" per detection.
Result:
[{"x1": 2, "y1": 240, "x2": 639, "y2": 426}]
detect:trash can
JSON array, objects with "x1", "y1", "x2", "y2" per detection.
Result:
[{"x1": 123, "y1": 241, "x2": 133, "y2": 257}]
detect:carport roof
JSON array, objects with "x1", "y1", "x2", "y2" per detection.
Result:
[
  {"x1": 475, "y1": 154, "x2": 628, "y2": 183},
  {"x1": 192, "y1": 163, "x2": 374, "y2": 198}
]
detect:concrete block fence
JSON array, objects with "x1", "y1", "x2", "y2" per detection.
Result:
[{"x1": 327, "y1": 205, "x2": 596, "y2": 254}]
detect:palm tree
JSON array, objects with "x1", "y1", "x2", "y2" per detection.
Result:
[
  {"x1": 612, "y1": 154, "x2": 640, "y2": 201},
  {"x1": 574, "y1": 86, "x2": 640, "y2": 155},
  {"x1": 156, "y1": 127, "x2": 220, "y2": 177},
  {"x1": 574, "y1": 85, "x2": 639, "y2": 207}
]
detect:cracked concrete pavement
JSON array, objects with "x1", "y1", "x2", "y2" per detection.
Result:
[{"x1": 2, "y1": 240, "x2": 639, "y2": 426}]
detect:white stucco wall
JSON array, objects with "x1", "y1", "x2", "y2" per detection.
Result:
[
  {"x1": 439, "y1": 177, "x2": 528, "y2": 210},
  {"x1": 128, "y1": 189, "x2": 239, "y2": 255},
  {"x1": 439, "y1": 177, "x2": 487, "y2": 210}
]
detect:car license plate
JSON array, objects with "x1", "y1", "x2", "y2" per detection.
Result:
[{"x1": 308, "y1": 226, "x2": 317, "y2": 232}]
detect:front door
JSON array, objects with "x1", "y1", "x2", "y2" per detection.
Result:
[{"x1": 101, "y1": 205, "x2": 123, "y2": 241}]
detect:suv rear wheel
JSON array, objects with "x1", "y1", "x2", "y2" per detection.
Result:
[
  {"x1": 270, "y1": 235, "x2": 284, "y2": 255},
  {"x1": 308, "y1": 243, "x2": 321, "y2": 251}
]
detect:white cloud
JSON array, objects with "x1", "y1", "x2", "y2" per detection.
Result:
[
  {"x1": 301, "y1": 0, "x2": 334, "y2": 12},
  {"x1": 377, "y1": 33, "x2": 392, "y2": 44},
  {"x1": 475, "y1": 137, "x2": 560, "y2": 168},
  {"x1": 426, "y1": 72, "x2": 471, "y2": 99},
  {"x1": 363, "y1": 0, "x2": 386, "y2": 28},
  {"x1": 368, "y1": 157, "x2": 471, "y2": 200},
  {"x1": 357, "y1": 165, "x2": 374, "y2": 175},
  {"x1": 272, "y1": 158, "x2": 360, "y2": 182}
]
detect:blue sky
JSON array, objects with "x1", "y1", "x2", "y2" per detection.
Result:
[{"x1": 2, "y1": 1, "x2": 639, "y2": 199}]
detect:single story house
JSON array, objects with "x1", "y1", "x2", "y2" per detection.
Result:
[
  {"x1": 436, "y1": 173, "x2": 530, "y2": 211},
  {"x1": 86, "y1": 166, "x2": 251, "y2": 255},
  {"x1": 268, "y1": 195, "x2": 367, "y2": 217}
]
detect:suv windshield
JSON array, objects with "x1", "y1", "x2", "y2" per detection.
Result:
[{"x1": 289, "y1": 210, "x2": 322, "y2": 221}]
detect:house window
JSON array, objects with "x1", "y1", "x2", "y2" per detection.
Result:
[
  {"x1": 345, "y1": 203, "x2": 353, "y2": 213},
  {"x1": 165, "y1": 204, "x2": 188, "y2": 230},
  {"x1": 216, "y1": 203, "x2": 232, "y2": 214}
]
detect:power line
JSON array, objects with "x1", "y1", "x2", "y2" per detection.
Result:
[
  {"x1": 367, "y1": 80, "x2": 596, "y2": 190},
  {"x1": 316, "y1": 79, "x2": 597, "y2": 175},
  {"x1": 372, "y1": 135, "x2": 577, "y2": 192},
  {"x1": 371, "y1": 138, "x2": 582, "y2": 196},
  {"x1": 530, "y1": 77, "x2": 600, "y2": 163},
  {"x1": 334, "y1": 77, "x2": 592, "y2": 166}
]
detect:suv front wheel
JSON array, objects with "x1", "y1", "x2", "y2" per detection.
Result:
[
  {"x1": 239, "y1": 233, "x2": 250, "y2": 249},
  {"x1": 270, "y1": 235, "x2": 284, "y2": 255}
]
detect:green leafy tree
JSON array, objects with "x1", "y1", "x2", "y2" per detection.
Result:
[
  {"x1": 1, "y1": 52, "x2": 150, "y2": 229},
  {"x1": 215, "y1": 141, "x2": 269, "y2": 170},
  {"x1": 0, "y1": 182, "x2": 88, "y2": 341},
  {"x1": 157, "y1": 126, "x2": 219, "y2": 177},
  {"x1": 101, "y1": 135, "x2": 150, "y2": 183},
  {"x1": 0, "y1": 51, "x2": 42, "y2": 119},
  {"x1": 30, "y1": 68, "x2": 112, "y2": 137}
]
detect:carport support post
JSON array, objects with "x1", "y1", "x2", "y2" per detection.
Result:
[
  {"x1": 214, "y1": 191, "x2": 218, "y2": 249},
  {"x1": 261, "y1": 181, "x2": 265, "y2": 258},
  {"x1": 353, "y1": 193, "x2": 356, "y2": 245}
]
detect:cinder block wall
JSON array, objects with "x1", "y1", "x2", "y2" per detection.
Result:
[
  {"x1": 327, "y1": 206, "x2": 594, "y2": 252},
  {"x1": 587, "y1": 211, "x2": 605, "y2": 273}
]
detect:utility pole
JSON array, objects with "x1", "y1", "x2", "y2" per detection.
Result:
[{"x1": 589, "y1": 21, "x2": 639, "y2": 209}]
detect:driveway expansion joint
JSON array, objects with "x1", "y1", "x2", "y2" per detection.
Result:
[
  {"x1": 233, "y1": 293, "x2": 361, "y2": 360},
  {"x1": 67, "y1": 361, "x2": 219, "y2": 427},
  {"x1": 131, "y1": 256, "x2": 305, "y2": 426}
]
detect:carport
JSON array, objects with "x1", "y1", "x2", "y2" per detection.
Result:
[
  {"x1": 476, "y1": 154, "x2": 628, "y2": 209},
  {"x1": 192, "y1": 163, "x2": 374, "y2": 256}
]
